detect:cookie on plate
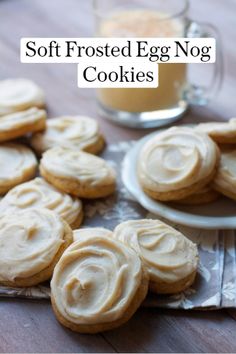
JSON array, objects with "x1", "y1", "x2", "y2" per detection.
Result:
[
  {"x1": 0, "y1": 78, "x2": 45, "y2": 116},
  {"x1": 73, "y1": 227, "x2": 112, "y2": 242},
  {"x1": 176, "y1": 185, "x2": 220, "y2": 205},
  {"x1": 39, "y1": 146, "x2": 116, "y2": 198},
  {"x1": 196, "y1": 118, "x2": 236, "y2": 144},
  {"x1": 51, "y1": 234, "x2": 149, "y2": 333},
  {"x1": 0, "y1": 108, "x2": 46, "y2": 142},
  {"x1": 0, "y1": 208, "x2": 72, "y2": 287},
  {"x1": 138, "y1": 126, "x2": 220, "y2": 201},
  {"x1": 0, "y1": 143, "x2": 37, "y2": 194},
  {"x1": 30, "y1": 115, "x2": 105, "y2": 155},
  {"x1": 213, "y1": 148, "x2": 236, "y2": 200},
  {"x1": 113, "y1": 219, "x2": 198, "y2": 294},
  {"x1": 0, "y1": 177, "x2": 83, "y2": 229}
]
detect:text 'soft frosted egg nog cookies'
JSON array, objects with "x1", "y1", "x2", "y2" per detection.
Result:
[{"x1": 97, "y1": 10, "x2": 187, "y2": 113}]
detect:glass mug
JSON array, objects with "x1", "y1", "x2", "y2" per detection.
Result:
[{"x1": 93, "y1": 0, "x2": 223, "y2": 128}]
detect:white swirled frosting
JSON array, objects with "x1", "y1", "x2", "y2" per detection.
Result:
[
  {"x1": 41, "y1": 146, "x2": 116, "y2": 186},
  {"x1": 0, "y1": 177, "x2": 82, "y2": 226},
  {"x1": 51, "y1": 235, "x2": 142, "y2": 324},
  {"x1": 139, "y1": 127, "x2": 219, "y2": 192},
  {"x1": 0, "y1": 78, "x2": 45, "y2": 116},
  {"x1": 31, "y1": 116, "x2": 101, "y2": 152},
  {"x1": 113, "y1": 219, "x2": 198, "y2": 284},
  {"x1": 0, "y1": 209, "x2": 65, "y2": 282},
  {"x1": 0, "y1": 143, "x2": 37, "y2": 189},
  {"x1": 73, "y1": 227, "x2": 112, "y2": 242},
  {"x1": 0, "y1": 107, "x2": 46, "y2": 131}
]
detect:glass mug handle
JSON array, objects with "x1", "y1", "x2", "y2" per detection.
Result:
[{"x1": 185, "y1": 20, "x2": 224, "y2": 105}]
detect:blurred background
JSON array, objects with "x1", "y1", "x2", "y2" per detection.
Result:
[{"x1": 0, "y1": 0, "x2": 235, "y2": 139}]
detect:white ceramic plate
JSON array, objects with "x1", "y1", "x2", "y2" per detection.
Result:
[{"x1": 122, "y1": 130, "x2": 236, "y2": 229}]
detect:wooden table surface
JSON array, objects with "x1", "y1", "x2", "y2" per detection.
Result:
[{"x1": 1, "y1": 0, "x2": 236, "y2": 352}]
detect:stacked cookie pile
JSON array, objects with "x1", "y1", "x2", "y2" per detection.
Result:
[
  {"x1": 0, "y1": 77, "x2": 200, "y2": 334},
  {"x1": 0, "y1": 77, "x2": 116, "y2": 201},
  {"x1": 138, "y1": 122, "x2": 236, "y2": 205}
]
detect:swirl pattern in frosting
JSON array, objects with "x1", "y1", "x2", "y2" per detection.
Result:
[
  {"x1": 213, "y1": 149, "x2": 236, "y2": 194},
  {"x1": 0, "y1": 177, "x2": 83, "y2": 227},
  {"x1": 113, "y1": 219, "x2": 198, "y2": 284},
  {"x1": 30, "y1": 116, "x2": 103, "y2": 153},
  {"x1": 51, "y1": 235, "x2": 142, "y2": 324},
  {"x1": 0, "y1": 143, "x2": 37, "y2": 192},
  {"x1": 73, "y1": 227, "x2": 112, "y2": 242},
  {"x1": 0, "y1": 78, "x2": 45, "y2": 116},
  {"x1": 0, "y1": 107, "x2": 46, "y2": 132},
  {"x1": 40, "y1": 146, "x2": 116, "y2": 186},
  {"x1": 0, "y1": 209, "x2": 65, "y2": 282},
  {"x1": 139, "y1": 127, "x2": 219, "y2": 192}
]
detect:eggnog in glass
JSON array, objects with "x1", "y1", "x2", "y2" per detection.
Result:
[
  {"x1": 93, "y1": 0, "x2": 188, "y2": 127},
  {"x1": 93, "y1": 0, "x2": 223, "y2": 127}
]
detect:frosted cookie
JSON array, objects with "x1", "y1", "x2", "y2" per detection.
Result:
[
  {"x1": 138, "y1": 127, "x2": 220, "y2": 201},
  {"x1": 51, "y1": 234, "x2": 149, "y2": 333},
  {"x1": 176, "y1": 185, "x2": 220, "y2": 205},
  {"x1": 30, "y1": 115, "x2": 105, "y2": 155},
  {"x1": 0, "y1": 78, "x2": 45, "y2": 116},
  {"x1": 0, "y1": 108, "x2": 46, "y2": 142},
  {"x1": 196, "y1": 119, "x2": 236, "y2": 144},
  {"x1": 0, "y1": 177, "x2": 83, "y2": 229},
  {"x1": 213, "y1": 148, "x2": 236, "y2": 200},
  {"x1": 40, "y1": 147, "x2": 116, "y2": 198},
  {"x1": 0, "y1": 208, "x2": 72, "y2": 287},
  {"x1": 73, "y1": 227, "x2": 112, "y2": 242},
  {"x1": 113, "y1": 219, "x2": 198, "y2": 294},
  {"x1": 0, "y1": 143, "x2": 37, "y2": 194}
]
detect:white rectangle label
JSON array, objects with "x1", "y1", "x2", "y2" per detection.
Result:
[
  {"x1": 20, "y1": 37, "x2": 216, "y2": 88},
  {"x1": 21, "y1": 38, "x2": 216, "y2": 64}
]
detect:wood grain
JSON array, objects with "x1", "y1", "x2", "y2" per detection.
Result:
[{"x1": 0, "y1": 0, "x2": 236, "y2": 352}]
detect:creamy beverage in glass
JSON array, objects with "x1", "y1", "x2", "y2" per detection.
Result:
[
  {"x1": 93, "y1": 0, "x2": 223, "y2": 128},
  {"x1": 98, "y1": 10, "x2": 187, "y2": 113}
]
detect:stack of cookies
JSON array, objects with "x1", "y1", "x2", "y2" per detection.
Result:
[
  {"x1": 5, "y1": 77, "x2": 236, "y2": 334},
  {"x1": 197, "y1": 120, "x2": 236, "y2": 201},
  {"x1": 0, "y1": 78, "x2": 116, "y2": 199},
  {"x1": 138, "y1": 122, "x2": 236, "y2": 205},
  {"x1": 0, "y1": 77, "x2": 117, "y2": 284}
]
